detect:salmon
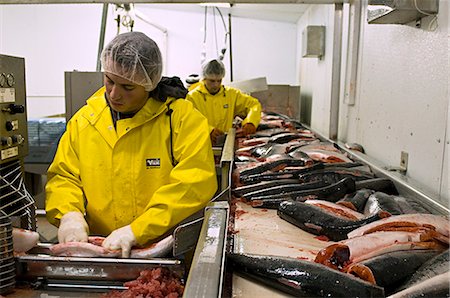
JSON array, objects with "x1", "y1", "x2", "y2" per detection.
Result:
[
  {"x1": 229, "y1": 253, "x2": 384, "y2": 297},
  {"x1": 315, "y1": 231, "x2": 446, "y2": 270},
  {"x1": 347, "y1": 214, "x2": 450, "y2": 244},
  {"x1": 277, "y1": 200, "x2": 388, "y2": 241},
  {"x1": 12, "y1": 228, "x2": 40, "y2": 253},
  {"x1": 49, "y1": 235, "x2": 174, "y2": 259},
  {"x1": 389, "y1": 271, "x2": 450, "y2": 298}
]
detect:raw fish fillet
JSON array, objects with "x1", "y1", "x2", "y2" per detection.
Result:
[
  {"x1": 13, "y1": 228, "x2": 40, "y2": 253},
  {"x1": 50, "y1": 235, "x2": 174, "y2": 259}
]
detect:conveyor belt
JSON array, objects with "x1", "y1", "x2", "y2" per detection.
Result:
[{"x1": 15, "y1": 254, "x2": 183, "y2": 291}]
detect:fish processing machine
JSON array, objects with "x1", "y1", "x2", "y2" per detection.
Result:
[
  {"x1": 0, "y1": 54, "x2": 36, "y2": 295},
  {"x1": 0, "y1": 57, "x2": 232, "y2": 297}
]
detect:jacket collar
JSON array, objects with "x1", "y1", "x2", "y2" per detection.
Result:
[
  {"x1": 83, "y1": 87, "x2": 175, "y2": 126},
  {"x1": 197, "y1": 80, "x2": 225, "y2": 96}
]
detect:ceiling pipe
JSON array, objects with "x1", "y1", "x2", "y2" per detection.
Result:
[
  {"x1": 0, "y1": 1, "x2": 349, "y2": 4},
  {"x1": 228, "y1": 10, "x2": 233, "y2": 82},
  {"x1": 96, "y1": 3, "x2": 108, "y2": 72},
  {"x1": 329, "y1": 3, "x2": 343, "y2": 141}
]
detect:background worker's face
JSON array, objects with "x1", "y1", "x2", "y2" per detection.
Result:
[
  {"x1": 104, "y1": 72, "x2": 148, "y2": 114},
  {"x1": 204, "y1": 75, "x2": 223, "y2": 95}
]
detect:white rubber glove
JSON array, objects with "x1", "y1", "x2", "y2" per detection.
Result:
[
  {"x1": 102, "y1": 225, "x2": 137, "y2": 258},
  {"x1": 58, "y1": 211, "x2": 89, "y2": 243}
]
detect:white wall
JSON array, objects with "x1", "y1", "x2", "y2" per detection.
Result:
[
  {"x1": 0, "y1": 4, "x2": 103, "y2": 118},
  {"x1": 0, "y1": 3, "x2": 297, "y2": 119},
  {"x1": 344, "y1": 0, "x2": 449, "y2": 205},
  {"x1": 296, "y1": 4, "x2": 335, "y2": 136},
  {"x1": 232, "y1": 16, "x2": 297, "y2": 84},
  {"x1": 298, "y1": 1, "x2": 449, "y2": 205}
]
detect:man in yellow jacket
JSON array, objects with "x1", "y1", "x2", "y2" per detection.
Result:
[
  {"x1": 45, "y1": 32, "x2": 217, "y2": 258},
  {"x1": 186, "y1": 59, "x2": 262, "y2": 145}
]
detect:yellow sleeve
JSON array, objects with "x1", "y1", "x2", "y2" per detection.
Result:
[
  {"x1": 234, "y1": 89, "x2": 262, "y2": 128},
  {"x1": 130, "y1": 100, "x2": 218, "y2": 245},
  {"x1": 45, "y1": 116, "x2": 86, "y2": 227}
]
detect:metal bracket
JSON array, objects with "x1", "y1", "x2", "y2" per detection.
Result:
[{"x1": 385, "y1": 151, "x2": 408, "y2": 174}]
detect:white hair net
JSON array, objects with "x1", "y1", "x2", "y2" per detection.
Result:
[
  {"x1": 202, "y1": 59, "x2": 225, "y2": 78},
  {"x1": 101, "y1": 32, "x2": 162, "y2": 92}
]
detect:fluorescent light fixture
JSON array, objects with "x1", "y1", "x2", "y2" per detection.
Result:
[
  {"x1": 367, "y1": 5, "x2": 393, "y2": 13},
  {"x1": 199, "y1": 2, "x2": 231, "y2": 8}
]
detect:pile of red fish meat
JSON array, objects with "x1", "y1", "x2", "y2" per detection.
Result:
[{"x1": 102, "y1": 267, "x2": 184, "y2": 298}]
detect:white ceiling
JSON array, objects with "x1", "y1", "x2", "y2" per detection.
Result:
[
  {"x1": 229, "y1": 4, "x2": 310, "y2": 23},
  {"x1": 141, "y1": 3, "x2": 311, "y2": 23}
]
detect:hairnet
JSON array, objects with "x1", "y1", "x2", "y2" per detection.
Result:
[
  {"x1": 101, "y1": 32, "x2": 162, "y2": 92},
  {"x1": 202, "y1": 59, "x2": 225, "y2": 78}
]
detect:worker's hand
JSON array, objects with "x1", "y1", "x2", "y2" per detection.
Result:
[
  {"x1": 236, "y1": 123, "x2": 257, "y2": 138},
  {"x1": 58, "y1": 211, "x2": 89, "y2": 244},
  {"x1": 102, "y1": 225, "x2": 137, "y2": 258},
  {"x1": 210, "y1": 128, "x2": 224, "y2": 145},
  {"x1": 242, "y1": 123, "x2": 257, "y2": 136}
]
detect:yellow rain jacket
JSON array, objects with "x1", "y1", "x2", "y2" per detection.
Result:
[
  {"x1": 186, "y1": 81, "x2": 261, "y2": 133},
  {"x1": 45, "y1": 87, "x2": 217, "y2": 246}
]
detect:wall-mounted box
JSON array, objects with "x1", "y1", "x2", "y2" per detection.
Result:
[
  {"x1": 302, "y1": 26, "x2": 325, "y2": 59},
  {"x1": 367, "y1": 0, "x2": 439, "y2": 24},
  {"x1": 64, "y1": 71, "x2": 103, "y2": 122}
]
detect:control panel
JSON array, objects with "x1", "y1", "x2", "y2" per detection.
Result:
[{"x1": 0, "y1": 54, "x2": 28, "y2": 164}]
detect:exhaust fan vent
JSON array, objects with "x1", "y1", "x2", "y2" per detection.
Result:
[{"x1": 368, "y1": 0, "x2": 438, "y2": 24}]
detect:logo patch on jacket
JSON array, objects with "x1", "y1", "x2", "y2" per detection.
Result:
[{"x1": 146, "y1": 158, "x2": 161, "y2": 168}]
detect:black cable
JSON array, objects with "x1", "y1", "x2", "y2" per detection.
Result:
[
  {"x1": 228, "y1": 12, "x2": 233, "y2": 81},
  {"x1": 116, "y1": 14, "x2": 121, "y2": 35}
]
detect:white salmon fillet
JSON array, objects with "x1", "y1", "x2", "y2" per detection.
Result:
[
  {"x1": 348, "y1": 213, "x2": 450, "y2": 241},
  {"x1": 342, "y1": 231, "x2": 439, "y2": 263}
]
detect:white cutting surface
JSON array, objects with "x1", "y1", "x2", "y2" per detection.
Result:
[{"x1": 231, "y1": 201, "x2": 334, "y2": 297}]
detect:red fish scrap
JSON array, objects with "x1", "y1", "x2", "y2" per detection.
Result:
[{"x1": 102, "y1": 267, "x2": 184, "y2": 298}]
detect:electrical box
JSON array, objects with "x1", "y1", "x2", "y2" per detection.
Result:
[
  {"x1": 302, "y1": 26, "x2": 325, "y2": 59},
  {"x1": 0, "y1": 54, "x2": 28, "y2": 164},
  {"x1": 367, "y1": 0, "x2": 439, "y2": 24},
  {"x1": 64, "y1": 71, "x2": 103, "y2": 122}
]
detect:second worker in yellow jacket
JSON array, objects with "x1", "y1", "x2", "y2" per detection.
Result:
[{"x1": 186, "y1": 59, "x2": 262, "y2": 145}]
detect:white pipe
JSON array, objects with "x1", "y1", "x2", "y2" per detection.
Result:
[
  {"x1": 134, "y1": 9, "x2": 168, "y2": 34},
  {"x1": 134, "y1": 9, "x2": 169, "y2": 73}
]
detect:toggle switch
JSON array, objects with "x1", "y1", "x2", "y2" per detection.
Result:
[
  {"x1": 2, "y1": 104, "x2": 25, "y2": 114},
  {"x1": 5, "y1": 121, "x2": 14, "y2": 131},
  {"x1": 1, "y1": 136, "x2": 13, "y2": 146},
  {"x1": 12, "y1": 135, "x2": 24, "y2": 145}
]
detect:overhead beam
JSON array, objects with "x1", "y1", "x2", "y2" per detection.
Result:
[{"x1": 0, "y1": 0, "x2": 347, "y2": 4}]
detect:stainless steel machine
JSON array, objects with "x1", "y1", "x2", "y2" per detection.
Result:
[{"x1": 0, "y1": 54, "x2": 36, "y2": 295}]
